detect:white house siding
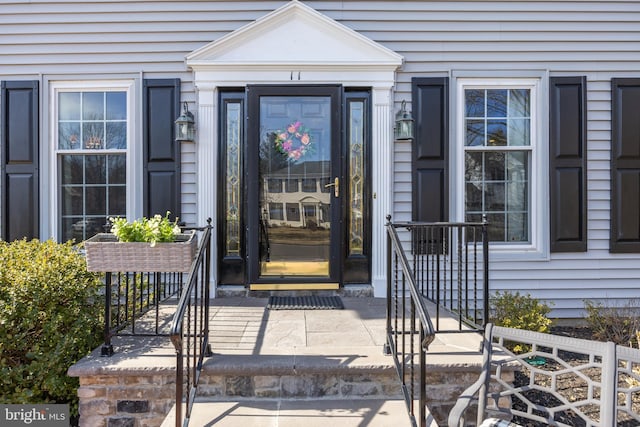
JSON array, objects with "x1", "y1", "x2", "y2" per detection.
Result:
[{"x1": 1, "y1": 1, "x2": 639, "y2": 316}]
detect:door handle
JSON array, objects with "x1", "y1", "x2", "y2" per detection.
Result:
[{"x1": 324, "y1": 177, "x2": 339, "y2": 197}]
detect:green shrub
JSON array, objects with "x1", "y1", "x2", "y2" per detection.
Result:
[
  {"x1": 584, "y1": 299, "x2": 640, "y2": 347},
  {"x1": 490, "y1": 291, "x2": 553, "y2": 353},
  {"x1": 0, "y1": 239, "x2": 103, "y2": 417}
]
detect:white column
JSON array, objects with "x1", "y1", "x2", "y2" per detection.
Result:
[
  {"x1": 195, "y1": 84, "x2": 217, "y2": 294},
  {"x1": 371, "y1": 86, "x2": 394, "y2": 297}
]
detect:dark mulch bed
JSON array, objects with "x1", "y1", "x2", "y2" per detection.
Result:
[{"x1": 508, "y1": 326, "x2": 640, "y2": 427}]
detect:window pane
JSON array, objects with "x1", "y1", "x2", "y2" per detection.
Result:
[
  {"x1": 508, "y1": 118, "x2": 530, "y2": 146},
  {"x1": 59, "y1": 92, "x2": 81, "y2": 120},
  {"x1": 509, "y1": 89, "x2": 530, "y2": 117},
  {"x1": 109, "y1": 186, "x2": 126, "y2": 215},
  {"x1": 465, "y1": 182, "x2": 482, "y2": 211},
  {"x1": 465, "y1": 89, "x2": 485, "y2": 117},
  {"x1": 507, "y1": 152, "x2": 528, "y2": 181},
  {"x1": 86, "y1": 187, "x2": 106, "y2": 215},
  {"x1": 106, "y1": 122, "x2": 127, "y2": 149},
  {"x1": 487, "y1": 120, "x2": 507, "y2": 146},
  {"x1": 85, "y1": 155, "x2": 106, "y2": 184},
  {"x1": 106, "y1": 92, "x2": 126, "y2": 120},
  {"x1": 58, "y1": 122, "x2": 81, "y2": 149},
  {"x1": 507, "y1": 212, "x2": 528, "y2": 242},
  {"x1": 465, "y1": 152, "x2": 483, "y2": 182},
  {"x1": 486, "y1": 213, "x2": 506, "y2": 241},
  {"x1": 507, "y1": 180, "x2": 527, "y2": 211},
  {"x1": 62, "y1": 218, "x2": 77, "y2": 242},
  {"x1": 108, "y1": 154, "x2": 126, "y2": 184},
  {"x1": 83, "y1": 122, "x2": 104, "y2": 149},
  {"x1": 466, "y1": 119, "x2": 484, "y2": 146},
  {"x1": 487, "y1": 90, "x2": 507, "y2": 117},
  {"x1": 61, "y1": 155, "x2": 83, "y2": 185},
  {"x1": 83, "y1": 92, "x2": 104, "y2": 120},
  {"x1": 485, "y1": 152, "x2": 505, "y2": 181},
  {"x1": 62, "y1": 187, "x2": 82, "y2": 215},
  {"x1": 485, "y1": 183, "x2": 505, "y2": 210}
]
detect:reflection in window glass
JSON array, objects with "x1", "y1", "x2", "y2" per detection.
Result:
[
  {"x1": 57, "y1": 90, "x2": 127, "y2": 242},
  {"x1": 464, "y1": 87, "x2": 531, "y2": 243},
  {"x1": 302, "y1": 178, "x2": 316, "y2": 192},
  {"x1": 269, "y1": 203, "x2": 284, "y2": 221},
  {"x1": 267, "y1": 178, "x2": 282, "y2": 193},
  {"x1": 285, "y1": 179, "x2": 298, "y2": 193},
  {"x1": 286, "y1": 203, "x2": 300, "y2": 222}
]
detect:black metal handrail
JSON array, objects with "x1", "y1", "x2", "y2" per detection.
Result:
[
  {"x1": 385, "y1": 217, "x2": 489, "y2": 427},
  {"x1": 385, "y1": 217, "x2": 436, "y2": 427},
  {"x1": 169, "y1": 220, "x2": 213, "y2": 427}
]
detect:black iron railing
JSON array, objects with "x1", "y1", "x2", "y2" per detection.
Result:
[
  {"x1": 385, "y1": 217, "x2": 489, "y2": 427},
  {"x1": 101, "y1": 269, "x2": 185, "y2": 356},
  {"x1": 169, "y1": 221, "x2": 213, "y2": 427}
]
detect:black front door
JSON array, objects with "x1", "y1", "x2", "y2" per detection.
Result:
[{"x1": 247, "y1": 85, "x2": 342, "y2": 285}]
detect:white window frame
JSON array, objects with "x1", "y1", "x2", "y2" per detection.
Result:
[
  {"x1": 48, "y1": 80, "x2": 140, "y2": 242},
  {"x1": 453, "y1": 76, "x2": 548, "y2": 259}
]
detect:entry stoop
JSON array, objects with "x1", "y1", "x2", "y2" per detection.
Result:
[{"x1": 69, "y1": 297, "x2": 482, "y2": 426}]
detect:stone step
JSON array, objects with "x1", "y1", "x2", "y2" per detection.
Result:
[{"x1": 160, "y1": 398, "x2": 434, "y2": 427}]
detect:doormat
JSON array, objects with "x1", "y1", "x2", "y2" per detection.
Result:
[{"x1": 267, "y1": 295, "x2": 344, "y2": 310}]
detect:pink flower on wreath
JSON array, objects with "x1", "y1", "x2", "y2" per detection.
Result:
[
  {"x1": 274, "y1": 120, "x2": 313, "y2": 162},
  {"x1": 287, "y1": 121, "x2": 302, "y2": 134}
]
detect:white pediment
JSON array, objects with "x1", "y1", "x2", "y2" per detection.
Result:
[{"x1": 186, "y1": 0, "x2": 402, "y2": 70}]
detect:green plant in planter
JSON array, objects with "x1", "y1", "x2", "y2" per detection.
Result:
[{"x1": 109, "y1": 212, "x2": 181, "y2": 246}]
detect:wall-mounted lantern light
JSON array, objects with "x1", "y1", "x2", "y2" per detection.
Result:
[
  {"x1": 175, "y1": 102, "x2": 196, "y2": 142},
  {"x1": 394, "y1": 100, "x2": 414, "y2": 141}
]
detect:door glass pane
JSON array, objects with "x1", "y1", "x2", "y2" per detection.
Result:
[
  {"x1": 224, "y1": 101, "x2": 242, "y2": 256},
  {"x1": 348, "y1": 100, "x2": 364, "y2": 255},
  {"x1": 259, "y1": 96, "x2": 331, "y2": 277}
]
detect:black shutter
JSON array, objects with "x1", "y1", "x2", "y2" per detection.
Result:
[
  {"x1": 143, "y1": 79, "x2": 181, "y2": 220},
  {"x1": 1, "y1": 81, "x2": 39, "y2": 241},
  {"x1": 549, "y1": 76, "x2": 587, "y2": 252},
  {"x1": 611, "y1": 78, "x2": 640, "y2": 253},
  {"x1": 411, "y1": 77, "x2": 449, "y2": 222}
]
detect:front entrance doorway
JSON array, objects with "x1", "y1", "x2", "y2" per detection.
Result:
[
  {"x1": 217, "y1": 86, "x2": 372, "y2": 289},
  {"x1": 248, "y1": 85, "x2": 341, "y2": 285}
]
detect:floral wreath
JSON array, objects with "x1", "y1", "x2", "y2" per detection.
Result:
[{"x1": 273, "y1": 121, "x2": 312, "y2": 161}]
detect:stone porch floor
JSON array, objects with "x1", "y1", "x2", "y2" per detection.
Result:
[{"x1": 69, "y1": 297, "x2": 484, "y2": 426}]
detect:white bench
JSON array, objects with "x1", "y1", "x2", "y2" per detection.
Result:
[{"x1": 448, "y1": 323, "x2": 640, "y2": 427}]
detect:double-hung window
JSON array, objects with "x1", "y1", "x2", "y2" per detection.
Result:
[
  {"x1": 458, "y1": 79, "x2": 541, "y2": 250},
  {"x1": 54, "y1": 82, "x2": 134, "y2": 242}
]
